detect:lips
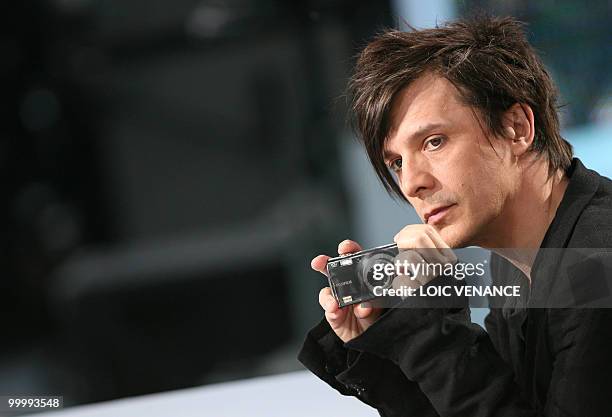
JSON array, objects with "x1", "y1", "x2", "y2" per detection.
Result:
[{"x1": 425, "y1": 204, "x2": 455, "y2": 225}]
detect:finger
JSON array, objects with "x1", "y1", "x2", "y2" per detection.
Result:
[
  {"x1": 311, "y1": 255, "x2": 331, "y2": 277},
  {"x1": 393, "y1": 249, "x2": 427, "y2": 288},
  {"x1": 423, "y1": 225, "x2": 450, "y2": 248},
  {"x1": 354, "y1": 303, "x2": 374, "y2": 319},
  {"x1": 325, "y1": 307, "x2": 349, "y2": 327},
  {"x1": 338, "y1": 239, "x2": 363, "y2": 255},
  {"x1": 394, "y1": 225, "x2": 434, "y2": 249},
  {"x1": 408, "y1": 233, "x2": 455, "y2": 266},
  {"x1": 394, "y1": 249, "x2": 434, "y2": 286},
  {"x1": 421, "y1": 227, "x2": 457, "y2": 263},
  {"x1": 318, "y1": 287, "x2": 339, "y2": 314},
  {"x1": 415, "y1": 246, "x2": 457, "y2": 268},
  {"x1": 395, "y1": 249, "x2": 425, "y2": 276},
  {"x1": 319, "y1": 287, "x2": 348, "y2": 326},
  {"x1": 354, "y1": 304, "x2": 383, "y2": 326},
  {"x1": 394, "y1": 225, "x2": 456, "y2": 265},
  {"x1": 392, "y1": 273, "x2": 423, "y2": 290}
]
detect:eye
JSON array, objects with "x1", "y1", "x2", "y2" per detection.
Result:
[
  {"x1": 388, "y1": 158, "x2": 402, "y2": 172},
  {"x1": 424, "y1": 136, "x2": 445, "y2": 151}
]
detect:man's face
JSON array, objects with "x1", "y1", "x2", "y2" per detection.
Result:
[{"x1": 384, "y1": 73, "x2": 518, "y2": 248}]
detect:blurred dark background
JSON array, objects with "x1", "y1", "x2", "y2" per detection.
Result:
[
  {"x1": 0, "y1": 0, "x2": 610, "y2": 411},
  {"x1": 0, "y1": 0, "x2": 394, "y2": 407}
]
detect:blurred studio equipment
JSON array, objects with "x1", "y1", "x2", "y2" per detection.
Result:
[{"x1": 0, "y1": 0, "x2": 392, "y2": 406}]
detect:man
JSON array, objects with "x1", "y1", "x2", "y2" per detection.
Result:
[{"x1": 298, "y1": 16, "x2": 612, "y2": 416}]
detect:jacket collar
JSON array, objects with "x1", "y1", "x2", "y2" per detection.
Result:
[
  {"x1": 529, "y1": 158, "x2": 601, "y2": 307},
  {"x1": 539, "y1": 157, "x2": 600, "y2": 249}
]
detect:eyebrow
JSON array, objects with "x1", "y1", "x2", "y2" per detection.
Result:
[{"x1": 383, "y1": 122, "x2": 446, "y2": 161}]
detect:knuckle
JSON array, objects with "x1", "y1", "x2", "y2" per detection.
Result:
[
  {"x1": 398, "y1": 235, "x2": 418, "y2": 248},
  {"x1": 338, "y1": 239, "x2": 351, "y2": 248}
]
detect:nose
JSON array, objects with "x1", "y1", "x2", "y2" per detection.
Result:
[{"x1": 399, "y1": 158, "x2": 435, "y2": 199}]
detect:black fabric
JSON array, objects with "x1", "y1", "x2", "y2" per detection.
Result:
[{"x1": 297, "y1": 158, "x2": 612, "y2": 416}]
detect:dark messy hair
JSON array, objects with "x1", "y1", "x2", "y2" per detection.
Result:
[{"x1": 348, "y1": 15, "x2": 573, "y2": 200}]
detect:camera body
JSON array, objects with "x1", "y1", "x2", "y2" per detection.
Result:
[{"x1": 326, "y1": 243, "x2": 399, "y2": 307}]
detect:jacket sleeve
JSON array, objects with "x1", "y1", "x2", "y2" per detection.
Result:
[
  {"x1": 344, "y1": 298, "x2": 612, "y2": 416},
  {"x1": 298, "y1": 316, "x2": 440, "y2": 417},
  {"x1": 542, "y1": 308, "x2": 612, "y2": 415},
  {"x1": 344, "y1": 304, "x2": 536, "y2": 416}
]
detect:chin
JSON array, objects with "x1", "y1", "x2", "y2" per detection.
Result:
[{"x1": 438, "y1": 223, "x2": 472, "y2": 248}]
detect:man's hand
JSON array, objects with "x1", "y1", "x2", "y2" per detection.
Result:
[
  {"x1": 311, "y1": 239, "x2": 383, "y2": 343},
  {"x1": 390, "y1": 224, "x2": 457, "y2": 291}
]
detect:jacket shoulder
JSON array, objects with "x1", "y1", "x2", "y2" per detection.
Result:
[{"x1": 568, "y1": 172, "x2": 612, "y2": 247}]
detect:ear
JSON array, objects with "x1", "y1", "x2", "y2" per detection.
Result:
[{"x1": 501, "y1": 103, "x2": 535, "y2": 157}]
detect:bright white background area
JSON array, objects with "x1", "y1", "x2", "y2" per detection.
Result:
[{"x1": 24, "y1": 371, "x2": 377, "y2": 417}]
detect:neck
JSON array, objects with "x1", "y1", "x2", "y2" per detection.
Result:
[{"x1": 481, "y1": 156, "x2": 569, "y2": 281}]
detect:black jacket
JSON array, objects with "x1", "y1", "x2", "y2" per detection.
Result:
[{"x1": 298, "y1": 158, "x2": 612, "y2": 416}]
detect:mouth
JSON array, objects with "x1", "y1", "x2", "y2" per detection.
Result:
[{"x1": 424, "y1": 204, "x2": 456, "y2": 225}]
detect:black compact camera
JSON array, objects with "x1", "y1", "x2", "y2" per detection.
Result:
[{"x1": 326, "y1": 243, "x2": 400, "y2": 307}]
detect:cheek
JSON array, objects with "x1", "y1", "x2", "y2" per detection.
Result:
[
  {"x1": 453, "y1": 168, "x2": 504, "y2": 227},
  {"x1": 462, "y1": 150, "x2": 505, "y2": 197}
]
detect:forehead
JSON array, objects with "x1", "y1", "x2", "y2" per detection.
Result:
[{"x1": 386, "y1": 73, "x2": 468, "y2": 147}]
